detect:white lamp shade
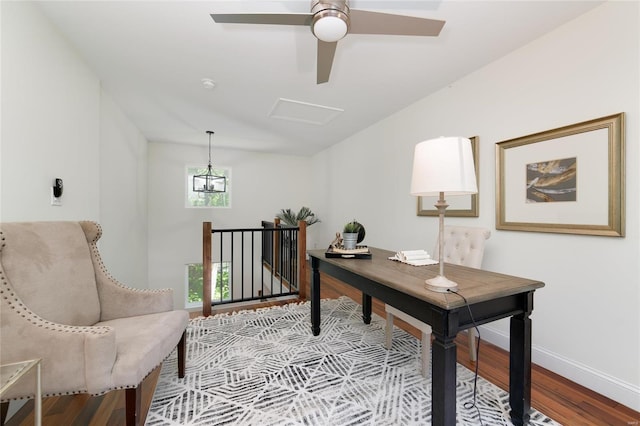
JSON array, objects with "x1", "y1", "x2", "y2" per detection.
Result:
[
  {"x1": 313, "y1": 16, "x2": 348, "y2": 42},
  {"x1": 410, "y1": 137, "x2": 478, "y2": 196}
]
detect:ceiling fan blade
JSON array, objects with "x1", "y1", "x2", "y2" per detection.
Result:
[
  {"x1": 317, "y1": 40, "x2": 338, "y2": 84},
  {"x1": 211, "y1": 13, "x2": 313, "y2": 26},
  {"x1": 349, "y1": 9, "x2": 445, "y2": 36}
]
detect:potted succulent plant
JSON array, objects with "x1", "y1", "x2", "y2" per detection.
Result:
[{"x1": 342, "y1": 219, "x2": 366, "y2": 250}]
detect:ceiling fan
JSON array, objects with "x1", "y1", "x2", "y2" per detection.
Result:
[{"x1": 211, "y1": 1, "x2": 445, "y2": 84}]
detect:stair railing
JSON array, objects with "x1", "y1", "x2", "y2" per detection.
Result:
[{"x1": 202, "y1": 220, "x2": 307, "y2": 316}]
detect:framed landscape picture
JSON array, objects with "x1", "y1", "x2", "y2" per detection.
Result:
[
  {"x1": 417, "y1": 136, "x2": 479, "y2": 217},
  {"x1": 495, "y1": 113, "x2": 624, "y2": 236}
]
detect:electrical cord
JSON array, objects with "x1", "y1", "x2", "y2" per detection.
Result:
[{"x1": 447, "y1": 288, "x2": 484, "y2": 426}]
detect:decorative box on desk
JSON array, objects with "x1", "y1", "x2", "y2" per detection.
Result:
[{"x1": 325, "y1": 245, "x2": 372, "y2": 259}]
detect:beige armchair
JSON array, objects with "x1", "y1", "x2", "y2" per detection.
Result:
[
  {"x1": 0, "y1": 221, "x2": 189, "y2": 425},
  {"x1": 385, "y1": 226, "x2": 491, "y2": 377}
]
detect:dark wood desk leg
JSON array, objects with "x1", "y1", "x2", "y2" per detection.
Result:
[
  {"x1": 509, "y1": 292, "x2": 533, "y2": 426},
  {"x1": 432, "y1": 332, "x2": 457, "y2": 426},
  {"x1": 311, "y1": 257, "x2": 321, "y2": 336},
  {"x1": 362, "y1": 293, "x2": 372, "y2": 324}
]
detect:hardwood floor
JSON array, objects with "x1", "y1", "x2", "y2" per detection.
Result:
[
  {"x1": 3, "y1": 366, "x2": 161, "y2": 426},
  {"x1": 4, "y1": 272, "x2": 639, "y2": 425}
]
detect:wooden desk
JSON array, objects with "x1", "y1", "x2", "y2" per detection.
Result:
[{"x1": 308, "y1": 247, "x2": 544, "y2": 426}]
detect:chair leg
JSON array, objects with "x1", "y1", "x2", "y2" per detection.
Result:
[
  {"x1": 421, "y1": 330, "x2": 431, "y2": 378},
  {"x1": 177, "y1": 330, "x2": 186, "y2": 378},
  {"x1": 125, "y1": 386, "x2": 141, "y2": 426},
  {"x1": 384, "y1": 312, "x2": 394, "y2": 349},
  {"x1": 468, "y1": 329, "x2": 477, "y2": 362}
]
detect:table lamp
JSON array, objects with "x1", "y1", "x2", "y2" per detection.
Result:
[{"x1": 410, "y1": 136, "x2": 478, "y2": 292}]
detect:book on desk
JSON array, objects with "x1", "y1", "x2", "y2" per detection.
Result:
[{"x1": 388, "y1": 249, "x2": 439, "y2": 266}]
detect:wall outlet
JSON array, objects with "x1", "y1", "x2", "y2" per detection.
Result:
[{"x1": 51, "y1": 189, "x2": 62, "y2": 206}]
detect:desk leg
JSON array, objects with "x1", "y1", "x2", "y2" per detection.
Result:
[
  {"x1": 362, "y1": 294, "x2": 372, "y2": 324},
  {"x1": 509, "y1": 293, "x2": 533, "y2": 426},
  {"x1": 311, "y1": 258, "x2": 321, "y2": 336},
  {"x1": 431, "y1": 332, "x2": 457, "y2": 426}
]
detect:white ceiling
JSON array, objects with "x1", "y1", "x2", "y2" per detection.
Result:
[{"x1": 36, "y1": 1, "x2": 603, "y2": 156}]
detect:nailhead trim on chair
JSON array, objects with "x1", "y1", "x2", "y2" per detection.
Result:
[
  {"x1": 0, "y1": 226, "x2": 181, "y2": 404},
  {"x1": 0, "y1": 269, "x2": 112, "y2": 335},
  {"x1": 0, "y1": 230, "x2": 111, "y2": 334},
  {"x1": 0, "y1": 361, "x2": 170, "y2": 402},
  {"x1": 0, "y1": 226, "x2": 111, "y2": 401},
  {"x1": 0, "y1": 229, "x2": 110, "y2": 404}
]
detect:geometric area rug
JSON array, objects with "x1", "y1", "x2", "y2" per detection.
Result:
[{"x1": 147, "y1": 296, "x2": 561, "y2": 425}]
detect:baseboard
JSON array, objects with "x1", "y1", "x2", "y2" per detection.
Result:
[{"x1": 478, "y1": 325, "x2": 640, "y2": 412}]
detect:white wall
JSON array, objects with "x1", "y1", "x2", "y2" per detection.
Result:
[
  {"x1": 1, "y1": 0, "x2": 100, "y2": 222},
  {"x1": 99, "y1": 91, "x2": 149, "y2": 285},
  {"x1": 311, "y1": 1, "x2": 639, "y2": 411},
  {"x1": 147, "y1": 141, "x2": 316, "y2": 309},
  {"x1": 0, "y1": 1, "x2": 149, "y2": 287}
]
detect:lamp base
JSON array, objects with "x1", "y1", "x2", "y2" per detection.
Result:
[{"x1": 425, "y1": 275, "x2": 458, "y2": 293}]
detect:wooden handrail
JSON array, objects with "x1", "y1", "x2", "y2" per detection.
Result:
[
  {"x1": 203, "y1": 221, "x2": 212, "y2": 317},
  {"x1": 297, "y1": 220, "x2": 307, "y2": 300}
]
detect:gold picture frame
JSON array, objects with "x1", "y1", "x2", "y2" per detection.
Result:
[
  {"x1": 417, "y1": 136, "x2": 479, "y2": 217},
  {"x1": 496, "y1": 113, "x2": 625, "y2": 236}
]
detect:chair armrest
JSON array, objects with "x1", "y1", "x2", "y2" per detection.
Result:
[
  {"x1": 0, "y1": 295, "x2": 116, "y2": 399},
  {"x1": 79, "y1": 221, "x2": 174, "y2": 320},
  {"x1": 95, "y1": 274, "x2": 174, "y2": 321}
]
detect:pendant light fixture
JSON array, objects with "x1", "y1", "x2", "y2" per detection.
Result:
[{"x1": 193, "y1": 131, "x2": 227, "y2": 193}]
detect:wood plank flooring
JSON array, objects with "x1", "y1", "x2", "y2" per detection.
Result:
[{"x1": 4, "y1": 272, "x2": 639, "y2": 425}]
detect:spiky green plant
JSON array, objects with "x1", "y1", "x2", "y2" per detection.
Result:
[
  {"x1": 343, "y1": 219, "x2": 366, "y2": 243},
  {"x1": 276, "y1": 207, "x2": 320, "y2": 227},
  {"x1": 343, "y1": 220, "x2": 360, "y2": 233}
]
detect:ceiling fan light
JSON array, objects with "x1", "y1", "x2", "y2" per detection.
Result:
[{"x1": 313, "y1": 15, "x2": 348, "y2": 42}]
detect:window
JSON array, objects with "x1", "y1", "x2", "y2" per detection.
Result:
[
  {"x1": 186, "y1": 166, "x2": 231, "y2": 208},
  {"x1": 185, "y1": 262, "x2": 231, "y2": 309}
]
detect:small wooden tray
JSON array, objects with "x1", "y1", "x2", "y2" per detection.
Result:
[{"x1": 325, "y1": 246, "x2": 372, "y2": 259}]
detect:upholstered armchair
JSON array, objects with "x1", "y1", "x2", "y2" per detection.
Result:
[
  {"x1": 0, "y1": 221, "x2": 189, "y2": 425},
  {"x1": 385, "y1": 226, "x2": 491, "y2": 377}
]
